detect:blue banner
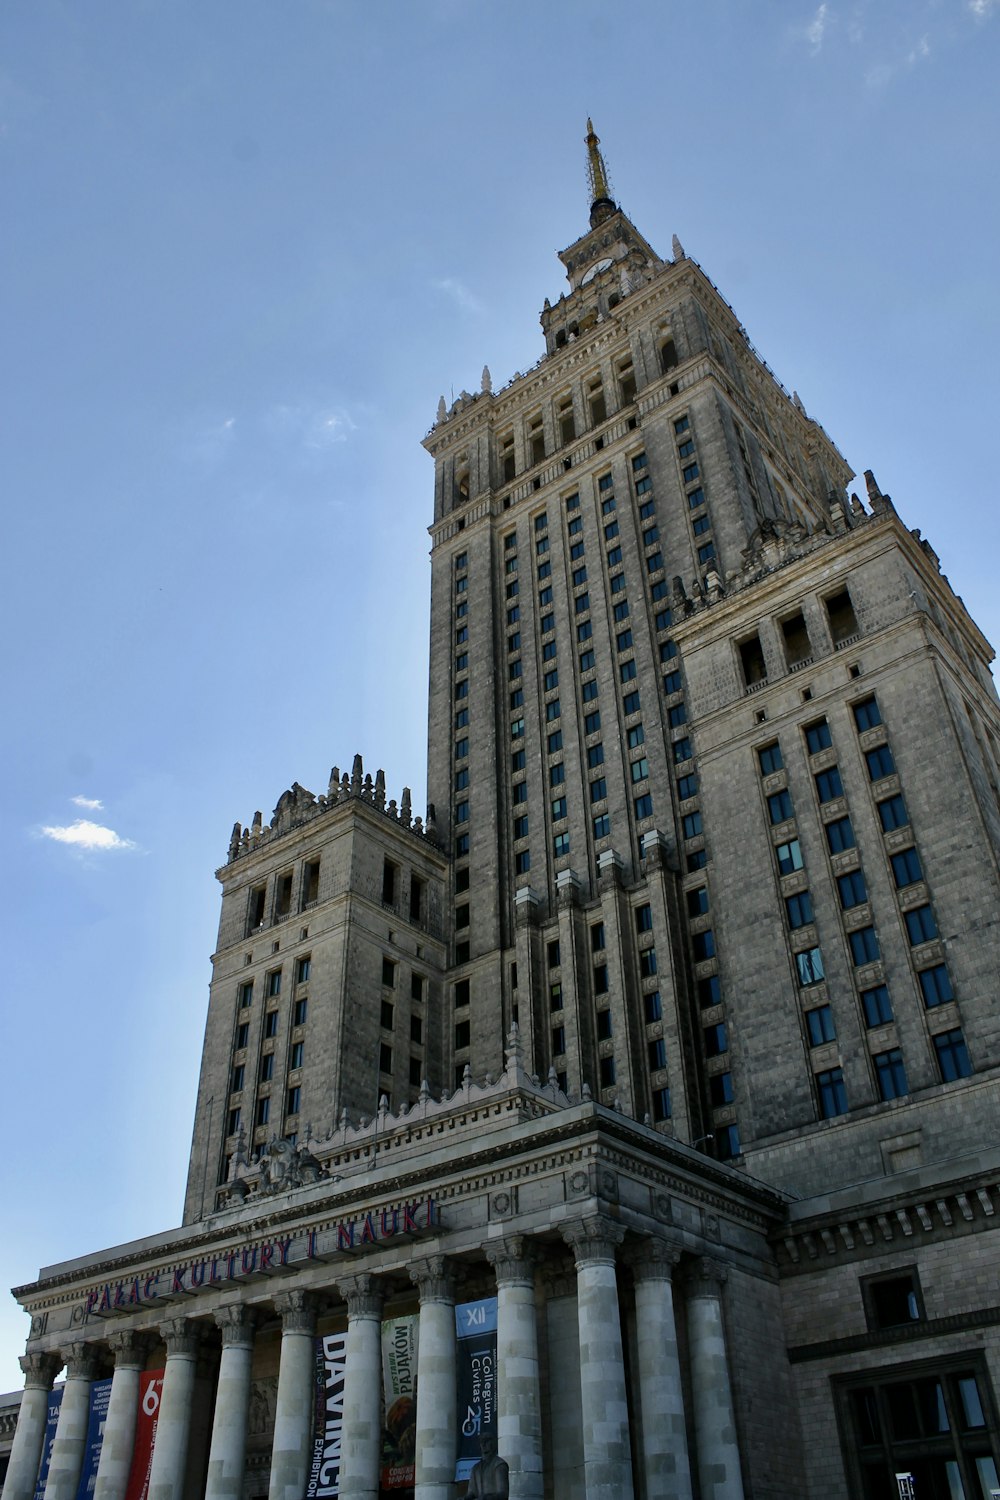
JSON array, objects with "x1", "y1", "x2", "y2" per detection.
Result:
[
  {"x1": 33, "y1": 1386, "x2": 63, "y2": 1500},
  {"x1": 454, "y1": 1296, "x2": 498, "y2": 1483},
  {"x1": 75, "y1": 1377, "x2": 113, "y2": 1498}
]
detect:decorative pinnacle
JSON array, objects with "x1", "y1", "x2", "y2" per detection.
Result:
[{"x1": 584, "y1": 117, "x2": 613, "y2": 211}]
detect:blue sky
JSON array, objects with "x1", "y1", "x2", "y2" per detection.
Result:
[{"x1": 2, "y1": 0, "x2": 998, "y2": 1388}]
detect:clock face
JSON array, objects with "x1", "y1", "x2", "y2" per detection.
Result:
[{"x1": 580, "y1": 256, "x2": 613, "y2": 285}]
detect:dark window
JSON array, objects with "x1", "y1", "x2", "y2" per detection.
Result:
[
  {"x1": 293, "y1": 997, "x2": 308, "y2": 1025},
  {"x1": 865, "y1": 744, "x2": 896, "y2": 781},
  {"x1": 663, "y1": 670, "x2": 682, "y2": 694},
  {"x1": 805, "y1": 719, "x2": 832, "y2": 754},
  {"x1": 290, "y1": 1040, "x2": 304, "y2": 1070},
  {"x1": 673, "y1": 737, "x2": 692, "y2": 763},
  {"x1": 231, "y1": 1064, "x2": 245, "y2": 1092},
  {"x1": 692, "y1": 929, "x2": 716, "y2": 960},
  {"x1": 852, "y1": 696, "x2": 882, "y2": 732},
  {"x1": 648, "y1": 1037, "x2": 667, "y2": 1071},
  {"x1": 806, "y1": 1005, "x2": 836, "y2": 1045},
  {"x1": 861, "y1": 985, "x2": 893, "y2": 1026},
  {"x1": 264, "y1": 1010, "x2": 279, "y2": 1039},
  {"x1": 709, "y1": 1071, "x2": 734, "y2": 1107},
  {"x1": 515, "y1": 850, "x2": 531, "y2": 874},
  {"x1": 620, "y1": 658, "x2": 637, "y2": 684},
  {"x1": 825, "y1": 589, "x2": 859, "y2": 645},
  {"x1": 639, "y1": 948, "x2": 659, "y2": 976},
  {"x1": 552, "y1": 1026, "x2": 566, "y2": 1056},
  {"x1": 652, "y1": 1087, "x2": 671, "y2": 1121},
  {"x1": 934, "y1": 1028, "x2": 972, "y2": 1080},
  {"x1": 256, "y1": 1097, "x2": 270, "y2": 1126},
  {"x1": 594, "y1": 964, "x2": 609, "y2": 995},
  {"x1": 698, "y1": 974, "x2": 722, "y2": 1007},
  {"x1": 776, "y1": 838, "x2": 803, "y2": 875},
  {"x1": 380, "y1": 999, "x2": 394, "y2": 1029},
  {"x1": 454, "y1": 1020, "x2": 471, "y2": 1049},
  {"x1": 599, "y1": 1056, "x2": 616, "y2": 1088},
  {"x1": 704, "y1": 1022, "x2": 728, "y2": 1057},
  {"x1": 634, "y1": 792, "x2": 654, "y2": 819},
  {"x1": 826, "y1": 816, "x2": 856, "y2": 854},
  {"x1": 227, "y1": 1107, "x2": 241, "y2": 1135},
  {"x1": 678, "y1": 773, "x2": 698, "y2": 800},
  {"x1": 740, "y1": 634, "x2": 767, "y2": 686},
  {"x1": 716, "y1": 1123, "x2": 741, "y2": 1160},
  {"x1": 235, "y1": 1023, "x2": 249, "y2": 1049},
  {"x1": 582, "y1": 679, "x2": 599, "y2": 703},
  {"x1": 596, "y1": 1009, "x2": 613, "y2": 1040},
  {"x1": 551, "y1": 796, "x2": 567, "y2": 821},
  {"x1": 549, "y1": 982, "x2": 563, "y2": 1011},
  {"x1": 891, "y1": 848, "x2": 923, "y2": 888},
  {"x1": 786, "y1": 891, "x2": 814, "y2": 929},
  {"x1": 587, "y1": 744, "x2": 605, "y2": 769},
  {"x1": 410, "y1": 1013, "x2": 422, "y2": 1042},
  {"x1": 874, "y1": 1048, "x2": 908, "y2": 1101},
  {"x1": 455, "y1": 903, "x2": 470, "y2": 929},
  {"x1": 382, "y1": 957, "x2": 396, "y2": 987},
  {"x1": 905, "y1": 905, "x2": 938, "y2": 945},
  {"x1": 666, "y1": 701, "x2": 685, "y2": 726},
  {"x1": 837, "y1": 869, "x2": 868, "y2": 909},
  {"x1": 849, "y1": 926, "x2": 880, "y2": 965},
  {"x1": 682, "y1": 811, "x2": 703, "y2": 838},
  {"x1": 815, "y1": 766, "x2": 844, "y2": 803},
  {"x1": 513, "y1": 814, "x2": 529, "y2": 839},
  {"x1": 644, "y1": 990, "x2": 662, "y2": 1022},
  {"x1": 878, "y1": 794, "x2": 909, "y2": 832},
  {"x1": 548, "y1": 730, "x2": 563, "y2": 753},
  {"x1": 816, "y1": 1067, "x2": 848, "y2": 1118},
  {"x1": 267, "y1": 970, "x2": 282, "y2": 997},
  {"x1": 454, "y1": 979, "x2": 470, "y2": 1007},
  {"x1": 238, "y1": 981, "x2": 253, "y2": 1008},
  {"x1": 584, "y1": 710, "x2": 601, "y2": 734},
  {"x1": 863, "y1": 1271, "x2": 922, "y2": 1330},
  {"x1": 511, "y1": 749, "x2": 526, "y2": 772},
  {"x1": 589, "y1": 777, "x2": 607, "y2": 803},
  {"x1": 635, "y1": 903, "x2": 653, "y2": 932},
  {"x1": 687, "y1": 887, "x2": 709, "y2": 917},
  {"x1": 591, "y1": 923, "x2": 605, "y2": 951},
  {"x1": 768, "y1": 789, "x2": 793, "y2": 824},
  {"x1": 758, "y1": 742, "x2": 783, "y2": 775},
  {"x1": 553, "y1": 832, "x2": 570, "y2": 857},
  {"x1": 919, "y1": 965, "x2": 954, "y2": 1007}
]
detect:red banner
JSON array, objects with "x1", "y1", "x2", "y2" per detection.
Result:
[{"x1": 122, "y1": 1369, "x2": 164, "y2": 1500}]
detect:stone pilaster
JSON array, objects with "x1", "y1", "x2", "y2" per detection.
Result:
[
  {"x1": 337, "y1": 1276, "x2": 386, "y2": 1500},
  {"x1": 625, "y1": 1240, "x2": 692, "y2": 1500},
  {"x1": 3, "y1": 1352, "x2": 62, "y2": 1500},
  {"x1": 204, "y1": 1308, "x2": 258, "y2": 1500},
  {"x1": 409, "y1": 1257, "x2": 457, "y2": 1500},
  {"x1": 93, "y1": 1332, "x2": 152, "y2": 1500},
  {"x1": 686, "y1": 1259, "x2": 744, "y2": 1500},
  {"x1": 562, "y1": 1219, "x2": 634, "y2": 1500},
  {"x1": 146, "y1": 1319, "x2": 200, "y2": 1500},
  {"x1": 486, "y1": 1237, "x2": 542, "y2": 1500},
  {"x1": 267, "y1": 1291, "x2": 318, "y2": 1500},
  {"x1": 44, "y1": 1344, "x2": 100, "y2": 1500}
]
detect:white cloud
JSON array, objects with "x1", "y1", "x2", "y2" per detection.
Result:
[
  {"x1": 969, "y1": 0, "x2": 998, "y2": 18},
  {"x1": 805, "y1": 3, "x2": 830, "y2": 53},
  {"x1": 433, "y1": 277, "x2": 485, "y2": 315},
  {"x1": 265, "y1": 401, "x2": 357, "y2": 452},
  {"x1": 71, "y1": 794, "x2": 104, "y2": 810},
  {"x1": 40, "y1": 819, "x2": 137, "y2": 852},
  {"x1": 865, "y1": 30, "x2": 931, "y2": 86}
]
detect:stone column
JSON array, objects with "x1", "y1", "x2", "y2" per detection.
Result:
[
  {"x1": 625, "y1": 1241, "x2": 692, "y2": 1500},
  {"x1": 409, "y1": 1256, "x2": 457, "y2": 1500},
  {"x1": 204, "y1": 1308, "x2": 258, "y2": 1500},
  {"x1": 562, "y1": 1219, "x2": 633, "y2": 1500},
  {"x1": 3, "y1": 1351, "x2": 62, "y2": 1500},
  {"x1": 485, "y1": 1237, "x2": 542, "y2": 1500},
  {"x1": 337, "y1": 1275, "x2": 385, "y2": 1500},
  {"x1": 93, "y1": 1332, "x2": 150, "y2": 1500},
  {"x1": 147, "y1": 1318, "x2": 200, "y2": 1500},
  {"x1": 687, "y1": 1260, "x2": 744, "y2": 1500},
  {"x1": 267, "y1": 1290, "x2": 318, "y2": 1500},
  {"x1": 44, "y1": 1343, "x2": 100, "y2": 1500}
]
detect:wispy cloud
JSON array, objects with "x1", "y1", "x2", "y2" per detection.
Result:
[
  {"x1": 433, "y1": 277, "x2": 485, "y2": 315},
  {"x1": 865, "y1": 30, "x2": 931, "y2": 87},
  {"x1": 804, "y1": 2, "x2": 831, "y2": 53},
  {"x1": 40, "y1": 819, "x2": 137, "y2": 852},
  {"x1": 265, "y1": 401, "x2": 358, "y2": 452},
  {"x1": 969, "y1": 0, "x2": 998, "y2": 16},
  {"x1": 71, "y1": 794, "x2": 104, "y2": 811}
]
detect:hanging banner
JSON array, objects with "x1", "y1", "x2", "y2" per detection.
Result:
[
  {"x1": 306, "y1": 1330, "x2": 347, "y2": 1498},
  {"x1": 454, "y1": 1296, "x2": 498, "y2": 1484},
  {"x1": 33, "y1": 1386, "x2": 63, "y2": 1500},
  {"x1": 75, "y1": 1377, "x2": 113, "y2": 1498},
  {"x1": 379, "y1": 1314, "x2": 419, "y2": 1491},
  {"x1": 122, "y1": 1368, "x2": 164, "y2": 1500}
]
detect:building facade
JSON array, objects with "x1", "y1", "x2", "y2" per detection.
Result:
[{"x1": 4, "y1": 125, "x2": 1000, "y2": 1500}]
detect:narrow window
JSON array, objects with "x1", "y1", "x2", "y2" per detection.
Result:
[{"x1": 739, "y1": 634, "x2": 767, "y2": 687}]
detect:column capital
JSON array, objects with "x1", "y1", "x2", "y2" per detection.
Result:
[
  {"x1": 622, "y1": 1237, "x2": 682, "y2": 1283},
  {"x1": 485, "y1": 1235, "x2": 537, "y2": 1287},
  {"x1": 686, "y1": 1256, "x2": 728, "y2": 1296},
  {"x1": 160, "y1": 1317, "x2": 201, "y2": 1357},
  {"x1": 273, "y1": 1288, "x2": 318, "y2": 1334},
  {"x1": 107, "y1": 1329, "x2": 154, "y2": 1370},
  {"x1": 337, "y1": 1273, "x2": 385, "y2": 1320},
  {"x1": 214, "y1": 1304, "x2": 258, "y2": 1348},
  {"x1": 561, "y1": 1215, "x2": 625, "y2": 1266},
  {"x1": 19, "y1": 1350, "x2": 62, "y2": 1390},
  {"x1": 62, "y1": 1341, "x2": 101, "y2": 1381},
  {"x1": 409, "y1": 1255, "x2": 456, "y2": 1303}
]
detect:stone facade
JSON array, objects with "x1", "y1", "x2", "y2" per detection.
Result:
[{"x1": 5, "y1": 125, "x2": 1000, "y2": 1499}]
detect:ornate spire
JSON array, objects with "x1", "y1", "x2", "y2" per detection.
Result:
[{"x1": 584, "y1": 117, "x2": 615, "y2": 226}]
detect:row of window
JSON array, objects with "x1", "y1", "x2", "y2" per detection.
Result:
[
  {"x1": 758, "y1": 695, "x2": 971, "y2": 1119},
  {"x1": 739, "y1": 587, "x2": 861, "y2": 690},
  {"x1": 245, "y1": 860, "x2": 321, "y2": 935}
]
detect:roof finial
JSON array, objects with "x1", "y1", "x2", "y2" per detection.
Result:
[{"x1": 584, "y1": 118, "x2": 615, "y2": 226}]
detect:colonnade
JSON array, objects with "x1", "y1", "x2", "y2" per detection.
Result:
[{"x1": 3, "y1": 1222, "x2": 745, "y2": 1500}]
